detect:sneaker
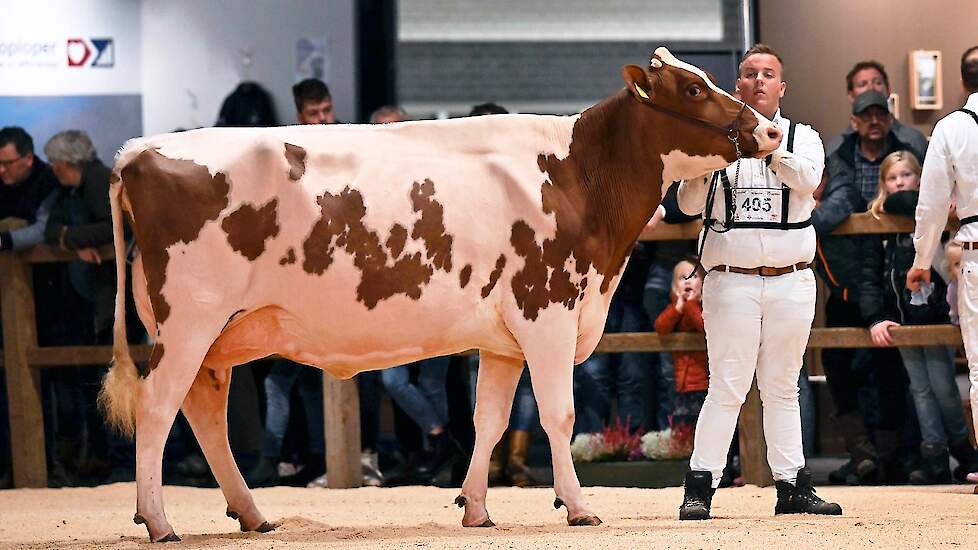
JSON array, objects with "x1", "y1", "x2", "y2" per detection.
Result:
[
  {"x1": 679, "y1": 471, "x2": 715, "y2": 520},
  {"x1": 967, "y1": 472, "x2": 978, "y2": 484},
  {"x1": 362, "y1": 452, "x2": 383, "y2": 487},
  {"x1": 775, "y1": 467, "x2": 842, "y2": 515},
  {"x1": 306, "y1": 473, "x2": 328, "y2": 488}
]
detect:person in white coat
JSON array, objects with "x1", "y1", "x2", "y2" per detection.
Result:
[
  {"x1": 675, "y1": 44, "x2": 842, "y2": 519},
  {"x1": 908, "y1": 45, "x2": 978, "y2": 483}
]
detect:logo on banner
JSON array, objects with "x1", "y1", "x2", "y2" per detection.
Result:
[{"x1": 67, "y1": 37, "x2": 114, "y2": 68}]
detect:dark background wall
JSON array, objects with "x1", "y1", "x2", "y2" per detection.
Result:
[{"x1": 759, "y1": 0, "x2": 978, "y2": 139}]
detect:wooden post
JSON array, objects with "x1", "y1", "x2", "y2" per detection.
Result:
[
  {"x1": 323, "y1": 373, "x2": 361, "y2": 488},
  {"x1": 0, "y1": 253, "x2": 46, "y2": 488},
  {"x1": 738, "y1": 378, "x2": 773, "y2": 487}
]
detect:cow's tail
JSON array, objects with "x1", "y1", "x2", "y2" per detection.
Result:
[{"x1": 98, "y1": 160, "x2": 140, "y2": 438}]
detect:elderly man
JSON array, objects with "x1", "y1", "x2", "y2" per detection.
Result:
[
  {"x1": 675, "y1": 44, "x2": 841, "y2": 519},
  {"x1": 908, "y1": 45, "x2": 978, "y2": 484}
]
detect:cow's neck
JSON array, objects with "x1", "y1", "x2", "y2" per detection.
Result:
[{"x1": 539, "y1": 90, "x2": 670, "y2": 290}]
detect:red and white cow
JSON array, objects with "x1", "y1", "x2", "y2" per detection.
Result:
[{"x1": 101, "y1": 48, "x2": 781, "y2": 541}]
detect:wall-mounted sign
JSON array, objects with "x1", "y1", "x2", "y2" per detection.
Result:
[{"x1": 909, "y1": 50, "x2": 943, "y2": 111}]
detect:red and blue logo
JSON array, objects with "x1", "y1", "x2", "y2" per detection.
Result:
[{"x1": 67, "y1": 37, "x2": 113, "y2": 68}]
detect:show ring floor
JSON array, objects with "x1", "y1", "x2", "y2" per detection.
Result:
[{"x1": 1, "y1": 483, "x2": 976, "y2": 549}]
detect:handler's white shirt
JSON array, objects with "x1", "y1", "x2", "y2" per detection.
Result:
[
  {"x1": 913, "y1": 92, "x2": 978, "y2": 268},
  {"x1": 677, "y1": 112, "x2": 824, "y2": 271}
]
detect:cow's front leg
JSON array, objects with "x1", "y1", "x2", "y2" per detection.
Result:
[
  {"x1": 524, "y1": 342, "x2": 601, "y2": 526},
  {"x1": 457, "y1": 351, "x2": 523, "y2": 527}
]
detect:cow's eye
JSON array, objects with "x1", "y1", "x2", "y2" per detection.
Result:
[{"x1": 688, "y1": 85, "x2": 702, "y2": 97}]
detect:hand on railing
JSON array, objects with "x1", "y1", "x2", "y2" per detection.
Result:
[
  {"x1": 870, "y1": 320, "x2": 900, "y2": 347},
  {"x1": 76, "y1": 247, "x2": 103, "y2": 264}
]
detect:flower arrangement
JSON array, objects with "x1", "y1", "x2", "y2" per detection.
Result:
[{"x1": 571, "y1": 420, "x2": 695, "y2": 463}]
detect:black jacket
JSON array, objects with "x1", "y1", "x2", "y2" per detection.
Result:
[
  {"x1": 0, "y1": 158, "x2": 58, "y2": 223},
  {"x1": 812, "y1": 131, "x2": 924, "y2": 300},
  {"x1": 44, "y1": 158, "x2": 116, "y2": 332},
  {"x1": 858, "y1": 191, "x2": 949, "y2": 327}
]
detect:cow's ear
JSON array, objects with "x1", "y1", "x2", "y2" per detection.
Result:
[{"x1": 622, "y1": 65, "x2": 653, "y2": 103}]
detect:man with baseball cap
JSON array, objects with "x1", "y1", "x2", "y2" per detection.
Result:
[{"x1": 812, "y1": 90, "x2": 925, "y2": 485}]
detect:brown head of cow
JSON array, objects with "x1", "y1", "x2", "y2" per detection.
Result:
[{"x1": 620, "y1": 47, "x2": 782, "y2": 181}]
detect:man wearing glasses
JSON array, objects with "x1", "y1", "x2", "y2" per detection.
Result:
[{"x1": 0, "y1": 126, "x2": 59, "y2": 251}]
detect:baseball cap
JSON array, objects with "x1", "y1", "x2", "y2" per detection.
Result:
[{"x1": 852, "y1": 90, "x2": 890, "y2": 115}]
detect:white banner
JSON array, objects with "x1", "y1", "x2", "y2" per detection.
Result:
[{"x1": 0, "y1": 0, "x2": 141, "y2": 96}]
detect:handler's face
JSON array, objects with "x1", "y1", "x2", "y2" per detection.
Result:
[{"x1": 737, "y1": 54, "x2": 786, "y2": 119}]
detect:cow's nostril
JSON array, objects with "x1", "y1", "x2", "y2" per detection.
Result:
[{"x1": 766, "y1": 127, "x2": 782, "y2": 141}]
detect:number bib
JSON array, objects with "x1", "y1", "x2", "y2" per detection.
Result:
[{"x1": 731, "y1": 187, "x2": 784, "y2": 223}]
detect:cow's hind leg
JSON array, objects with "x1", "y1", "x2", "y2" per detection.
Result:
[
  {"x1": 182, "y1": 366, "x2": 273, "y2": 534},
  {"x1": 524, "y1": 342, "x2": 601, "y2": 526},
  {"x1": 457, "y1": 351, "x2": 523, "y2": 527}
]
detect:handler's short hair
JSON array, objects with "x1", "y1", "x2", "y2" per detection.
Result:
[
  {"x1": 739, "y1": 44, "x2": 785, "y2": 79},
  {"x1": 962, "y1": 46, "x2": 978, "y2": 93}
]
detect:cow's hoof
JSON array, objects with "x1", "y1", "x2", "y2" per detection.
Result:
[
  {"x1": 254, "y1": 521, "x2": 276, "y2": 533},
  {"x1": 568, "y1": 515, "x2": 603, "y2": 526},
  {"x1": 156, "y1": 531, "x2": 182, "y2": 543},
  {"x1": 462, "y1": 516, "x2": 495, "y2": 528}
]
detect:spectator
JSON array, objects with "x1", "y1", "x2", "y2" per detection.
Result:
[
  {"x1": 0, "y1": 126, "x2": 59, "y2": 251},
  {"x1": 0, "y1": 126, "x2": 60, "y2": 488},
  {"x1": 825, "y1": 61, "x2": 929, "y2": 158},
  {"x1": 293, "y1": 78, "x2": 337, "y2": 124},
  {"x1": 860, "y1": 151, "x2": 978, "y2": 483},
  {"x1": 654, "y1": 258, "x2": 706, "y2": 427},
  {"x1": 814, "y1": 90, "x2": 923, "y2": 485},
  {"x1": 42, "y1": 129, "x2": 122, "y2": 483},
  {"x1": 370, "y1": 105, "x2": 407, "y2": 124},
  {"x1": 250, "y1": 80, "x2": 343, "y2": 487}
]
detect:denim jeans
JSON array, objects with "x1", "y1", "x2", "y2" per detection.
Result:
[
  {"x1": 898, "y1": 345, "x2": 969, "y2": 445},
  {"x1": 574, "y1": 293, "x2": 651, "y2": 434},
  {"x1": 382, "y1": 357, "x2": 450, "y2": 434},
  {"x1": 467, "y1": 358, "x2": 538, "y2": 431},
  {"x1": 261, "y1": 361, "x2": 325, "y2": 457}
]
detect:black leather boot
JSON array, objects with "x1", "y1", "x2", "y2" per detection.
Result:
[
  {"x1": 909, "y1": 442, "x2": 951, "y2": 485},
  {"x1": 679, "y1": 471, "x2": 715, "y2": 520},
  {"x1": 949, "y1": 437, "x2": 978, "y2": 482},
  {"x1": 829, "y1": 412, "x2": 879, "y2": 485},
  {"x1": 775, "y1": 467, "x2": 842, "y2": 515}
]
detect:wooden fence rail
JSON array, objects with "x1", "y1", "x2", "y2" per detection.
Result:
[{"x1": 1, "y1": 213, "x2": 963, "y2": 488}]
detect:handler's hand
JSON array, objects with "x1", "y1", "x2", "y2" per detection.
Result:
[
  {"x1": 870, "y1": 320, "x2": 900, "y2": 347},
  {"x1": 646, "y1": 204, "x2": 666, "y2": 230},
  {"x1": 77, "y1": 247, "x2": 102, "y2": 264},
  {"x1": 906, "y1": 267, "x2": 931, "y2": 292}
]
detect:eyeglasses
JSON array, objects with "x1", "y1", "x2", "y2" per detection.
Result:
[{"x1": 0, "y1": 155, "x2": 25, "y2": 169}]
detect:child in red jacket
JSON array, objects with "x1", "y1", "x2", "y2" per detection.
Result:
[{"x1": 655, "y1": 258, "x2": 708, "y2": 427}]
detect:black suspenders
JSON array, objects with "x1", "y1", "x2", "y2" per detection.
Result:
[
  {"x1": 714, "y1": 120, "x2": 812, "y2": 230},
  {"x1": 957, "y1": 108, "x2": 978, "y2": 227}
]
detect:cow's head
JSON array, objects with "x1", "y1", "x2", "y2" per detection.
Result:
[{"x1": 621, "y1": 47, "x2": 782, "y2": 179}]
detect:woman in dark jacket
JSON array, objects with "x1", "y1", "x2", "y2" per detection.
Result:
[{"x1": 859, "y1": 150, "x2": 978, "y2": 484}]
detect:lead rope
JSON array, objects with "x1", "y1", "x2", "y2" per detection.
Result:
[{"x1": 686, "y1": 129, "x2": 742, "y2": 280}]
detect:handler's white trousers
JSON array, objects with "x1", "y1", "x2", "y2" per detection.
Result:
[
  {"x1": 959, "y1": 250, "x2": 978, "y2": 438},
  {"x1": 689, "y1": 268, "x2": 816, "y2": 487}
]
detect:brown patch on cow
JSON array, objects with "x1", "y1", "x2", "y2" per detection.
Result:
[
  {"x1": 147, "y1": 342, "x2": 165, "y2": 376},
  {"x1": 120, "y1": 149, "x2": 232, "y2": 328},
  {"x1": 386, "y1": 223, "x2": 408, "y2": 258},
  {"x1": 509, "y1": 91, "x2": 701, "y2": 321},
  {"x1": 302, "y1": 186, "x2": 436, "y2": 308},
  {"x1": 481, "y1": 254, "x2": 506, "y2": 298},
  {"x1": 459, "y1": 264, "x2": 472, "y2": 288},
  {"x1": 279, "y1": 247, "x2": 297, "y2": 266},
  {"x1": 221, "y1": 199, "x2": 280, "y2": 260},
  {"x1": 284, "y1": 143, "x2": 306, "y2": 181},
  {"x1": 410, "y1": 179, "x2": 453, "y2": 272}
]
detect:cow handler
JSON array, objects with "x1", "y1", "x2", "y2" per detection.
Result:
[
  {"x1": 907, "y1": 45, "x2": 978, "y2": 483},
  {"x1": 675, "y1": 44, "x2": 842, "y2": 519}
]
